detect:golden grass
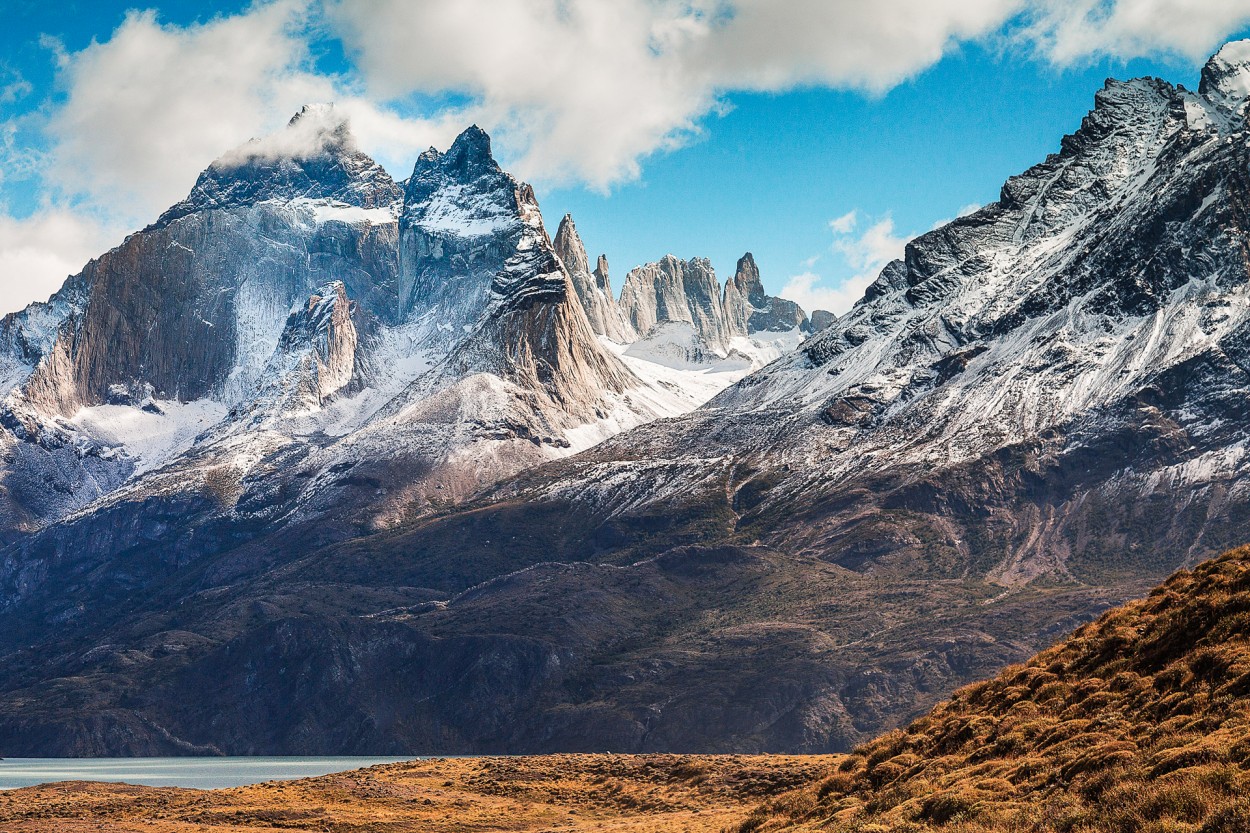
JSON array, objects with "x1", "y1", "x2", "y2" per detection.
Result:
[
  {"x1": 0, "y1": 752, "x2": 837, "y2": 832},
  {"x1": 735, "y1": 545, "x2": 1250, "y2": 833}
]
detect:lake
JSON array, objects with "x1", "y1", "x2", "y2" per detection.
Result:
[{"x1": 0, "y1": 757, "x2": 412, "y2": 790}]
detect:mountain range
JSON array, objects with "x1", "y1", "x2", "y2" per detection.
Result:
[{"x1": 0, "y1": 42, "x2": 1249, "y2": 756}]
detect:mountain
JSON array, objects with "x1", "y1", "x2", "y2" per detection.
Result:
[
  {"x1": 553, "y1": 214, "x2": 635, "y2": 344},
  {"x1": 722, "y1": 253, "x2": 808, "y2": 337},
  {"x1": 739, "y1": 545, "x2": 1250, "y2": 833},
  {"x1": 3, "y1": 43, "x2": 1250, "y2": 757},
  {"x1": 616, "y1": 252, "x2": 810, "y2": 367},
  {"x1": 0, "y1": 107, "x2": 690, "y2": 547}
]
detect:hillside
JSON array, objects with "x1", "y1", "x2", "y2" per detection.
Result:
[{"x1": 738, "y1": 545, "x2": 1250, "y2": 833}]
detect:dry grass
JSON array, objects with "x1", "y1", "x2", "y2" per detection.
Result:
[
  {"x1": 0, "y1": 752, "x2": 836, "y2": 832},
  {"x1": 735, "y1": 545, "x2": 1250, "y2": 833}
]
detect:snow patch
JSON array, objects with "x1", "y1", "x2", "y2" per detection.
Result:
[{"x1": 71, "y1": 400, "x2": 229, "y2": 475}]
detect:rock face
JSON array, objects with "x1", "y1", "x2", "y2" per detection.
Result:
[
  {"x1": 615, "y1": 251, "x2": 811, "y2": 367},
  {"x1": 619, "y1": 255, "x2": 731, "y2": 352},
  {"x1": 5, "y1": 43, "x2": 1250, "y2": 758},
  {"x1": 1199, "y1": 39, "x2": 1250, "y2": 116},
  {"x1": 809, "y1": 309, "x2": 836, "y2": 332},
  {"x1": 553, "y1": 215, "x2": 634, "y2": 343},
  {"x1": 722, "y1": 253, "x2": 809, "y2": 336},
  {"x1": 263, "y1": 281, "x2": 362, "y2": 410}
]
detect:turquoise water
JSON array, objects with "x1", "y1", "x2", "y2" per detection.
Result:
[{"x1": 0, "y1": 757, "x2": 412, "y2": 790}]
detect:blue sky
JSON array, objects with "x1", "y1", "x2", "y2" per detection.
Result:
[{"x1": 2, "y1": 1, "x2": 1250, "y2": 316}]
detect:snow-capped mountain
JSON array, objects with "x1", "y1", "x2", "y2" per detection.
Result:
[
  {"x1": 4, "y1": 42, "x2": 1250, "y2": 759},
  {"x1": 0, "y1": 106, "x2": 744, "y2": 545},
  {"x1": 506, "y1": 43, "x2": 1250, "y2": 583},
  {"x1": 0, "y1": 106, "x2": 820, "y2": 546}
]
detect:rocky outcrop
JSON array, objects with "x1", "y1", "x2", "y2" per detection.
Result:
[
  {"x1": 616, "y1": 252, "x2": 810, "y2": 366},
  {"x1": 553, "y1": 215, "x2": 634, "y2": 343},
  {"x1": 721, "y1": 252, "x2": 809, "y2": 336},
  {"x1": 264, "y1": 281, "x2": 362, "y2": 409},
  {"x1": 809, "y1": 309, "x2": 836, "y2": 332},
  {"x1": 619, "y1": 255, "x2": 732, "y2": 353},
  {"x1": 1199, "y1": 39, "x2": 1250, "y2": 117}
]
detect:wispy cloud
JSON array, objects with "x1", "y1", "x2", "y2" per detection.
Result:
[{"x1": 781, "y1": 211, "x2": 912, "y2": 316}]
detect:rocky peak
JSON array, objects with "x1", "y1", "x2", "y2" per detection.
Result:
[
  {"x1": 730, "y1": 252, "x2": 766, "y2": 302},
  {"x1": 809, "y1": 309, "x2": 836, "y2": 332},
  {"x1": 157, "y1": 104, "x2": 402, "y2": 226},
  {"x1": 398, "y1": 125, "x2": 547, "y2": 323},
  {"x1": 553, "y1": 214, "x2": 591, "y2": 275},
  {"x1": 401, "y1": 125, "x2": 533, "y2": 240},
  {"x1": 404, "y1": 125, "x2": 508, "y2": 209},
  {"x1": 619, "y1": 255, "x2": 729, "y2": 351},
  {"x1": 723, "y1": 252, "x2": 808, "y2": 336},
  {"x1": 552, "y1": 215, "x2": 634, "y2": 343},
  {"x1": 1200, "y1": 39, "x2": 1250, "y2": 114},
  {"x1": 594, "y1": 255, "x2": 611, "y2": 294},
  {"x1": 268, "y1": 281, "x2": 361, "y2": 408}
]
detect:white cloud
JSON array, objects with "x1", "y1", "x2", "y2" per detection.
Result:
[
  {"x1": 0, "y1": 75, "x2": 32, "y2": 106},
  {"x1": 1024, "y1": 0, "x2": 1250, "y2": 64},
  {"x1": 781, "y1": 271, "x2": 877, "y2": 318},
  {"x1": 829, "y1": 210, "x2": 859, "y2": 234},
  {"x1": 326, "y1": 0, "x2": 1027, "y2": 189},
  {"x1": 4, "y1": 0, "x2": 1250, "y2": 319},
  {"x1": 832, "y1": 215, "x2": 908, "y2": 273},
  {"x1": 0, "y1": 210, "x2": 120, "y2": 312},
  {"x1": 43, "y1": 1, "x2": 447, "y2": 226},
  {"x1": 781, "y1": 212, "x2": 911, "y2": 316}
]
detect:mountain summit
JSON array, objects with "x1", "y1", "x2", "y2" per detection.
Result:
[{"x1": 1200, "y1": 38, "x2": 1250, "y2": 115}]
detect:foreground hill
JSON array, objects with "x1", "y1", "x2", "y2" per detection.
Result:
[{"x1": 739, "y1": 544, "x2": 1250, "y2": 832}]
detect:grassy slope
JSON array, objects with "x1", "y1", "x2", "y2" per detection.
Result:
[
  {"x1": 738, "y1": 545, "x2": 1250, "y2": 833},
  {"x1": 0, "y1": 753, "x2": 835, "y2": 832}
]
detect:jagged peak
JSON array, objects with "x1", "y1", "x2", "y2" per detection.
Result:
[
  {"x1": 402, "y1": 124, "x2": 527, "y2": 232},
  {"x1": 594, "y1": 254, "x2": 611, "y2": 292},
  {"x1": 1200, "y1": 39, "x2": 1250, "y2": 112},
  {"x1": 553, "y1": 214, "x2": 591, "y2": 276},
  {"x1": 450, "y1": 124, "x2": 493, "y2": 155},
  {"x1": 730, "y1": 252, "x2": 765, "y2": 301},
  {"x1": 221, "y1": 103, "x2": 356, "y2": 168},
  {"x1": 156, "y1": 104, "x2": 400, "y2": 225},
  {"x1": 440, "y1": 124, "x2": 502, "y2": 177}
]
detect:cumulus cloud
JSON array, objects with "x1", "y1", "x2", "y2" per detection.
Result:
[
  {"x1": 781, "y1": 212, "x2": 911, "y2": 316},
  {"x1": 325, "y1": 0, "x2": 1030, "y2": 188},
  {"x1": 0, "y1": 210, "x2": 119, "y2": 311},
  {"x1": 4, "y1": 0, "x2": 1250, "y2": 316}
]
